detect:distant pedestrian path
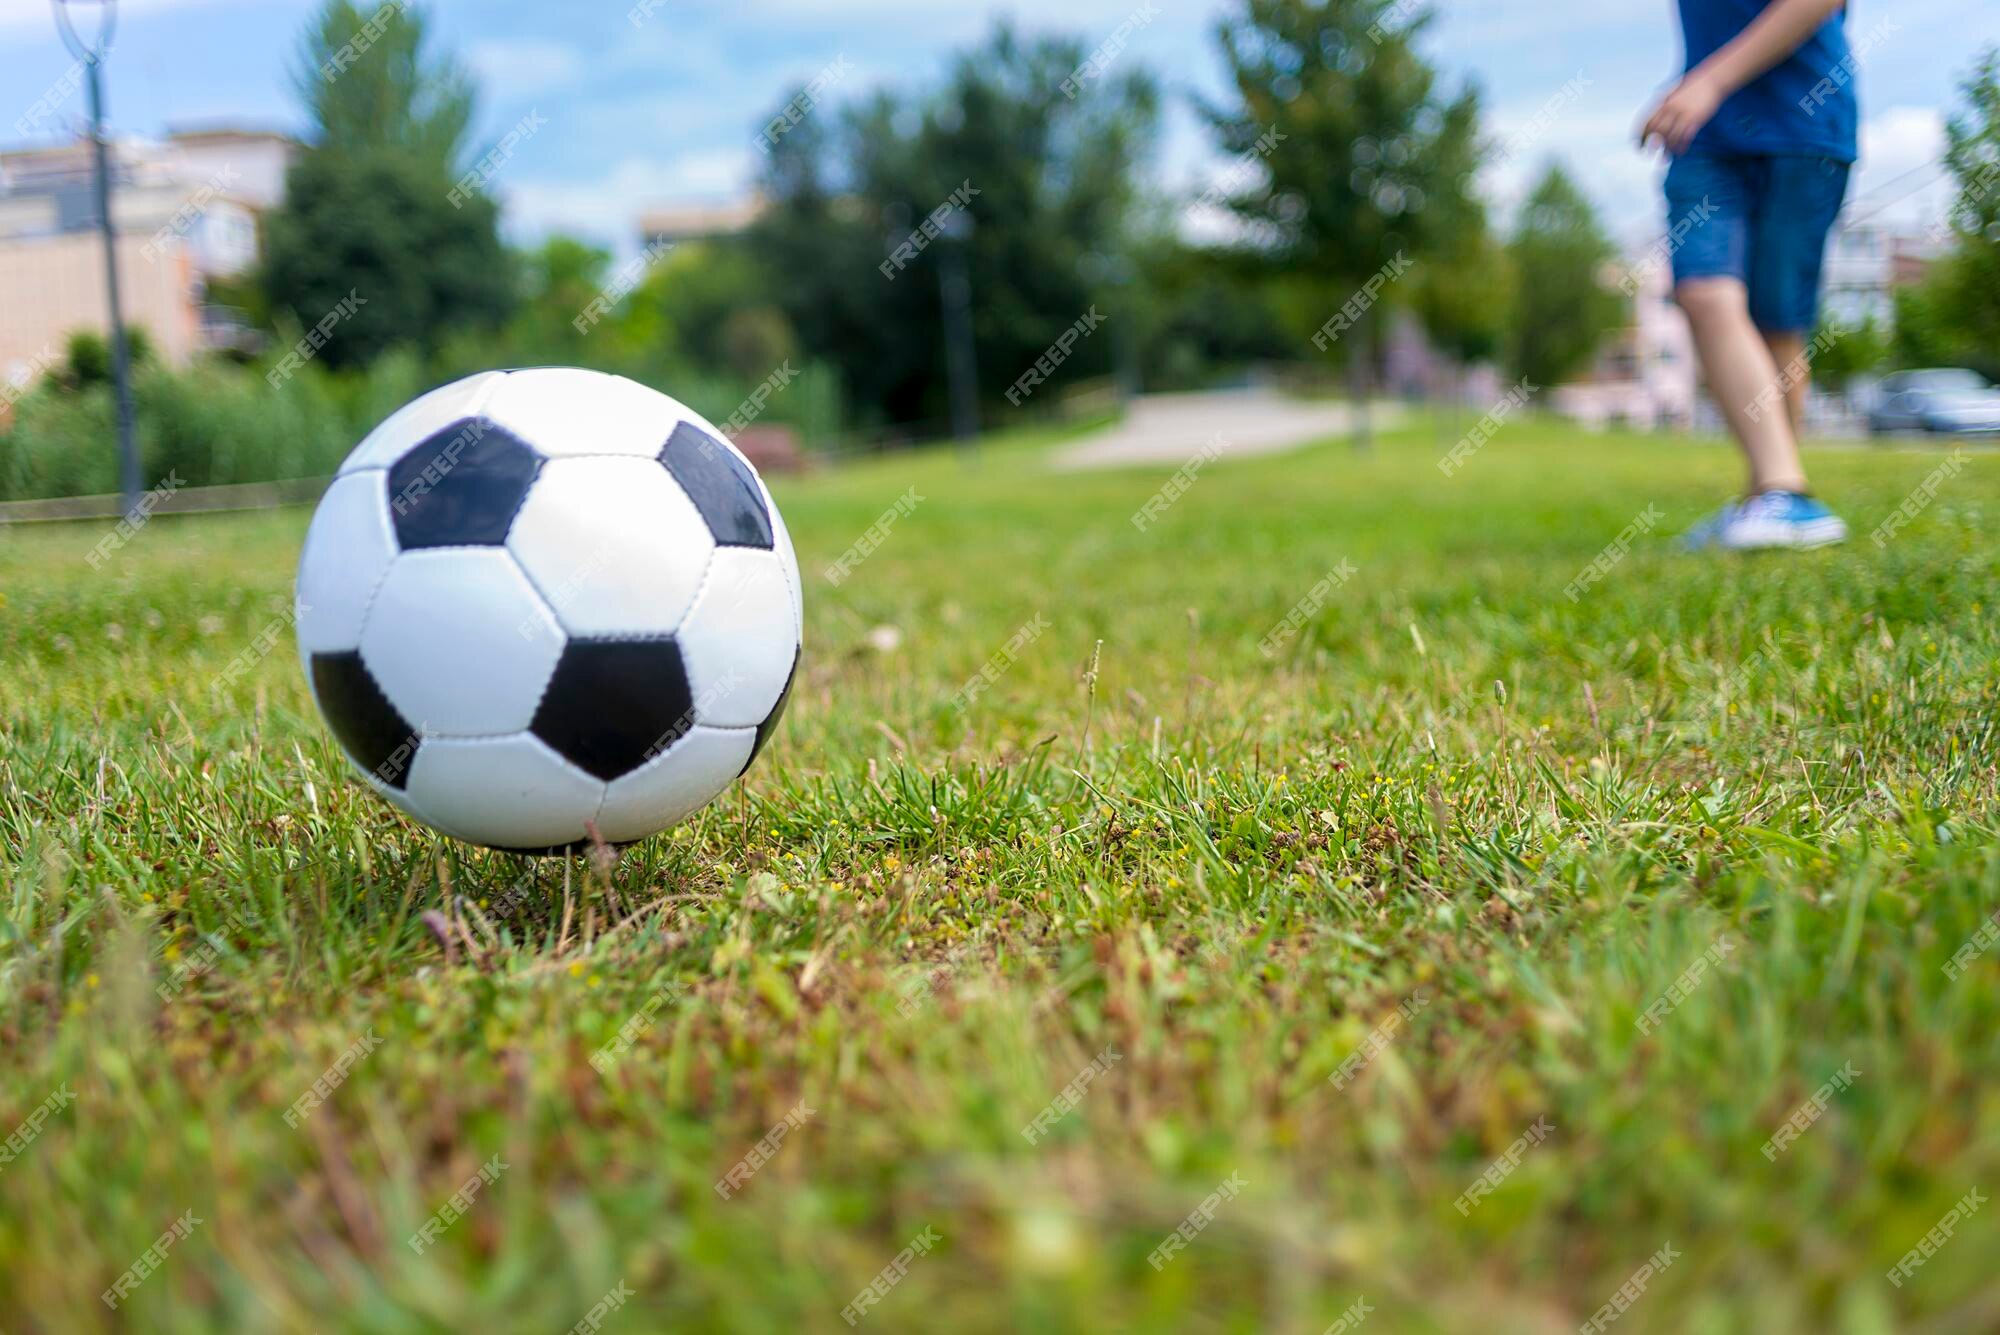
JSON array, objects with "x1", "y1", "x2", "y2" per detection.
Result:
[{"x1": 1053, "y1": 389, "x2": 1402, "y2": 471}]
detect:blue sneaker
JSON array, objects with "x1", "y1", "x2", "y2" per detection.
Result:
[
  {"x1": 1680, "y1": 501, "x2": 1739, "y2": 551},
  {"x1": 1718, "y1": 490, "x2": 1847, "y2": 550}
]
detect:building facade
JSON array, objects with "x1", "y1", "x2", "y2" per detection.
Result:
[{"x1": 0, "y1": 127, "x2": 296, "y2": 393}]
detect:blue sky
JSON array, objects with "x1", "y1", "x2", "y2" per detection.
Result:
[{"x1": 3, "y1": 0, "x2": 1991, "y2": 253}]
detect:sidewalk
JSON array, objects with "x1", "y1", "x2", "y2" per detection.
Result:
[{"x1": 1053, "y1": 390, "x2": 1402, "y2": 471}]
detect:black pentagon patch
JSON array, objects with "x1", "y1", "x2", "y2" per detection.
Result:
[
  {"x1": 387, "y1": 418, "x2": 542, "y2": 550},
  {"x1": 742, "y1": 649, "x2": 800, "y2": 775},
  {"x1": 659, "y1": 421, "x2": 773, "y2": 549},
  {"x1": 530, "y1": 638, "x2": 695, "y2": 782},
  {"x1": 311, "y1": 650, "x2": 418, "y2": 789}
]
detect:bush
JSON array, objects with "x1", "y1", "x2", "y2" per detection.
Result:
[
  {"x1": 61, "y1": 327, "x2": 155, "y2": 391},
  {"x1": 0, "y1": 348, "x2": 849, "y2": 502},
  {"x1": 0, "y1": 383, "x2": 117, "y2": 500},
  {"x1": 0, "y1": 357, "x2": 385, "y2": 502}
]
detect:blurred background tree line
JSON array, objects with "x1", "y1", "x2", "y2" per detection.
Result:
[{"x1": 3, "y1": 0, "x2": 1998, "y2": 499}]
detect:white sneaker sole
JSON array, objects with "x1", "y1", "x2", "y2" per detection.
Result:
[{"x1": 1719, "y1": 517, "x2": 1848, "y2": 550}]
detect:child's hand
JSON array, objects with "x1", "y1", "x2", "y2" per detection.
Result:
[{"x1": 1639, "y1": 73, "x2": 1724, "y2": 154}]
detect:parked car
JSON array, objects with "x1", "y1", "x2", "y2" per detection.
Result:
[{"x1": 1868, "y1": 369, "x2": 2000, "y2": 436}]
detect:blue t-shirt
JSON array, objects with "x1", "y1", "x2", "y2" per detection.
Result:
[{"x1": 1677, "y1": 0, "x2": 1858, "y2": 161}]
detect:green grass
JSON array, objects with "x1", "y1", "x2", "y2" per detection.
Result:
[{"x1": 2, "y1": 414, "x2": 1997, "y2": 1333}]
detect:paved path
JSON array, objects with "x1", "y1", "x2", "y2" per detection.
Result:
[{"x1": 1052, "y1": 390, "x2": 1402, "y2": 471}]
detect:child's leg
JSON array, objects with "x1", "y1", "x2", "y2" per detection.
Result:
[
  {"x1": 1744, "y1": 157, "x2": 1851, "y2": 462},
  {"x1": 1761, "y1": 331, "x2": 1808, "y2": 439},
  {"x1": 1676, "y1": 278, "x2": 1808, "y2": 493},
  {"x1": 1662, "y1": 155, "x2": 1807, "y2": 493}
]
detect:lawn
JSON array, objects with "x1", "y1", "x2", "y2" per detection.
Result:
[{"x1": 2, "y1": 413, "x2": 1997, "y2": 1333}]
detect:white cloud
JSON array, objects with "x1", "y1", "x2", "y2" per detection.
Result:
[
  {"x1": 0, "y1": 0, "x2": 235, "y2": 34},
  {"x1": 467, "y1": 38, "x2": 582, "y2": 98},
  {"x1": 1482, "y1": 99, "x2": 1661, "y2": 243},
  {"x1": 1851, "y1": 105, "x2": 1952, "y2": 229},
  {"x1": 500, "y1": 149, "x2": 754, "y2": 250}
]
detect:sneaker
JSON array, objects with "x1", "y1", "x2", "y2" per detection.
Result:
[
  {"x1": 1718, "y1": 490, "x2": 1847, "y2": 550},
  {"x1": 1680, "y1": 500, "x2": 1741, "y2": 551}
]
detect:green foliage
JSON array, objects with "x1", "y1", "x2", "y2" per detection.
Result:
[
  {"x1": 0, "y1": 381, "x2": 113, "y2": 499},
  {"x1": 1133, "y1": 235, "x2": 1298, "y2": 388},
  {"x1": 1412, "y1": 217, "x2": 1513, "y2": 367},
  {"x1": 291, "y1": 0, "x2": 476, "y2": 167},
  {"x1": 4, "y1": 417, "x2": 1999, "y2": 1326},
  {"x1": 262, "y1": 143, "x2": 514, "y2": 372},
  {"x1": 259, "y1": 1, "x2": 513, "y2": 369},
  {"x1": 750, "y1": 23, "x2": 1159, "y2": 426},
  {"x1": 1892, "y1": 272, "x2": 1982, "y2": 375},
  {"x1": 612, "y1": 242, "x2": 798, "y2": 383},
  {"x1": 1505, "y1": 163, "x2": 1623, "y2": 387},
  {"x1": 59, "y1": 326, "x2": 154, "y2": 390},
  {"x1": 1922, "y1": 48, "x2": 2000, "y2": 380},
  {"x1": 0, "y1": 356, "x2": 420, "y2": 501},
  {"x1": 1203, "y1": 0, "x2": 1487, "y2": 337},
  {"x1": 1807, "y1": 315, "x2": 1889, "y2": 389}
]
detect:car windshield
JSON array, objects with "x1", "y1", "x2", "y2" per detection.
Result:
[{"x1": 1908, "y1": 370, "x2": 1990, "y2": 394}]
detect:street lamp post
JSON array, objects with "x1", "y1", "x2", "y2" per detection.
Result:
[
  {"x1": 53, "y1": 0, "x2": 141, "y2": 518},
  {"x1": 935, "y1": 211, "x2": 980, "y2": 452}
]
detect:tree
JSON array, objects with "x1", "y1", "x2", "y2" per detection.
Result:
[
  {"x1": 1133, "y1": 233, "x2": 1298, "y2": 389},
  {"x1": 631, "y1": 244, "x2": 795, "y2": 382},
  {"x1": 1891, "y1": 277, "x2": 1973, "y2": 374},
  {"x1": 1505, "y1": 163, "x2": 1622, "y2": 389},
  {"x1": 749, "y1": 24, "x2": 1158, "y2": 429},
  {"x1": 1202, "y1": 0, "x2": 1486, "y2": 438},
  {"x1": 1923, "y1": 48, "x2": 2000, "y2": 380},
  {"x1": 292, "y1": 0, "x2": 474, "y2": 166},
  {"x1": 1806, "y1": 315, "x2": 1888, "y2": 391},
  {"x1": 1412, "y1": 218, "x2": 1512, "y2": 373},
  {"x1": 259, "y1": 1, "x2": 513, "y2": 370}
]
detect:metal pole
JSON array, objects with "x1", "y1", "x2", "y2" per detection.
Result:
[
  {"x1": 938, "y1": 245, "x2": 980, "y2": 449},
  {"x1": 54, "y1": 0, "x2": 139, "y2": 516},
  {"x1": 85, "y1": 59, "x2": 141, "y2": 515}
]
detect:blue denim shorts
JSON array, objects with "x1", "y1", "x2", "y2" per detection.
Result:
[{"x1": 1662, "y1": 153, "x2": 1851, "y2": 332}]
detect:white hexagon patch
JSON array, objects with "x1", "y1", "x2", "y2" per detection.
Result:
[
  {"x1": 676, "y1": 547, "x2": 797, "y2": 728},
  {"x1": 405, "y1": 733, "x2": 604, "y2": 849},
  {"x1": 484, "y1": 368, "x2": 686, "y2": 459},
  {"x1": 359, "y1": 549, "x2": 564, "y2": 736},
  {"x1": 296, "y1": 470, "x2": 397, "y2": 661},
  {"x1": 596, "y1": 725, "x2": 753, "y2": 843},
  {"x1": 507, "y1": 456, "x2": 717, "y2": 638}
]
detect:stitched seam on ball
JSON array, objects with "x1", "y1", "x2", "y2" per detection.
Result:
[
  {"x1": 396, "y1": 543, "x2": 530, "y2": 555},
  {"x1": 502, "y1": 547, "x2": 573, "y2": 660},
  {"x1": 408, "y1": 731, "x2": 607, "y2": 816},
  {"x1": 760, "y1": 483, "x2": 803, "y2": 644},
  {"x1": 527, "y1": 450, "x2": 672, "y2": 460},
  {"x1": 470, "y1": 370, "x2": 508, "y2": 418},
  {"x1": 414, "y1": 728, "x2": 545, "y2": 742},
  {"x1": 348, "y1": 473, "x2": 406, "y2": 646},
  {"x1": 761, "y1": 503, "x2": 801, "y2": 641},
  {"x1": 774, "y1": 525, "x2": 802, "y2": 643},
  {"x1": 341, "y1": 371, "x2": 504, "y2": 474},
  {"x1": 667, "y1": 542, "x2": 721, "y2": 639}
]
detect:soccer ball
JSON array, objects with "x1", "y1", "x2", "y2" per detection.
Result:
[{"x1": 295, "y1": 368, "x2": 802, "y2": 853}]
